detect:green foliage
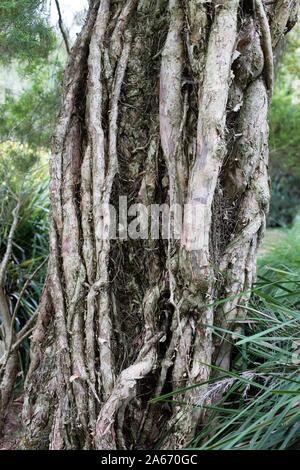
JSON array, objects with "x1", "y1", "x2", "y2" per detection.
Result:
[
  {"x1": 0, "y1": 177, "x2": 49, "y2": 311},
  {"x1": 0, "y1": 0, "x2": 56, "y2": 387},
  {"x1": 258, "y1": 220, "x2": 300, "y2": 272},
  {"x1": 0, "y1": 2, "x2": 62, "y2": 381},
  {"x1": 0, "y1": 156, "x2": 49, "y2": 374},
  {"x1": 0, "y1": 141, "x2": 38, "y2": 184},
  {"x1": 268, "y1": 175, "x2": 300, "y2": 227},
  {"x1": 0, "y1": 140, "x2": 49, "y2": 263},
  {"x1": 154, "y1": 224, "x2": 300, "y2": 450},
  {"x1": 269, "y1": 24, "x2": 300, "y2": 176},
  {"x1": 268, "y1": 25, "x2": 300, "y2": 226},
  {"x1": 189, "y1": 265, "x2": 300, "y2": 450},
  {"x1": 0, "y1": 0, "x2": 56, "y2": 66},
  {"x1": 269, "y1": 85, "x2": 300, "y2": 178},
  {"x1": 0, "y1": 144, "x2": 48, "y2": 332},
  {"x1": 0, "y1": 61, "x2": 63, "y2": 149},
  {"x1": 0, "y1": 0, "x2": 65, "y2": 150}
]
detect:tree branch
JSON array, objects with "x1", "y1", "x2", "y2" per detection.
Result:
[
  {"x1": 0, "y1": 200, "x2": 21, "y2": 286},
  {"x1": 54, "y1": 0, "x2": 71, "y2": 55},
  {"x1": 0, "y1": 199, "x2": 21, "y2": 340}
]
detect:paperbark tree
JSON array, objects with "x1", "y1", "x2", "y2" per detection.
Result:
[
  {"x1": 0, "y1": 201, "x2": 20, "y2": 434},
  {"x1": 23, "y1": 0, "x2": 299, "y2": 449},
  {"x1": 0, "y1": 196, "x2": 47, "y2": 435}
]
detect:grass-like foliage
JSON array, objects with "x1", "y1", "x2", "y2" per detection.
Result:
[
  {"x1": 0, "y1": 147, "x2": 49, "y2": 381},
  {"x1": 195, "y1": 223, "x2": 300, "y2": 449},
  {"x1": 154, "y1": 222, "x2": 300, "y2": 450}
]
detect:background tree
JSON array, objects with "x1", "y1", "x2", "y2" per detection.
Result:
[
  {"x1": 0, "y1": 0, "x2": 55, "y2": 65},
  {"x1": 0, "y1": 144, "x2": 49, "y2": 434},
  {"x1": 22, "y1": 0, "x2": 299, "y2": 450},
  {"x1": 0, "y1": 0, "x2": 56, "y2": 433}
]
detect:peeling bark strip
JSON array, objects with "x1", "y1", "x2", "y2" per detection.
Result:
[
  {"x1": 183, "y1": 0, "x2": 239, "y2": 265},
  {"x1": 23, "y1": 0, "x2": 299, "y2": 449},
  {"x1": 160, "y1": 0, "x2": 184, "y2": 206},
  {"x1": 255, "y1": 0, "x2": 274, "y2": 93}
]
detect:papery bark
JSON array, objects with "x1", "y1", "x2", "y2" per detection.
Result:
[{"x1": 23, "y1": 0, "x2": 299, "y2": 449}]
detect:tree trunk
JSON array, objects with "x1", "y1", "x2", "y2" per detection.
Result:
[
  {"x1": 0, "y1": 201, "x2": 20, "y2": 434},
  {"x1": 22, "y1": 0, "x2": 299, "y2": 450}
]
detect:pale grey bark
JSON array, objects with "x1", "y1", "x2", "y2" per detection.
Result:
[{"x1": 22, "y1": 0, "x2": 299, "y2": 450}]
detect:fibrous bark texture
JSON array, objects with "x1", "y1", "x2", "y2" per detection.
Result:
[{"x1": 23, "y1": 0, "x2": 299, "y2": 449}]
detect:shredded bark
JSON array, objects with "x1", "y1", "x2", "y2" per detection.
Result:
[{"x1": 19, "y1": 0, "x2": 299, "y2": 450}]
